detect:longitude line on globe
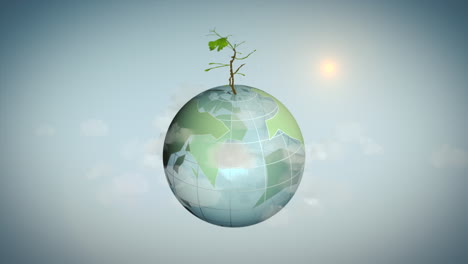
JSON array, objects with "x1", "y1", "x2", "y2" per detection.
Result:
[
  {"x1": 195, "y1": 165, "x2": 208, "y2": 221},
  {"x1": 173, "y1": 153, "x2": 179, "y2": 195},
  {"x1": 280, "y1": 133, "x2": 294, "y2": 196},
  {"x1": 248, "y1": 102, "x2": 267, "y2": 203},
  {"x1": 228, "y1": 97, "x2": 234, "y2": 227}
]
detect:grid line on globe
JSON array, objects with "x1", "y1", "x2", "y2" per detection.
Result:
[
  {"x1": 248, "y1": 107, "x2": 267, "y2": 204},
  {"x1": 163, "y1": 85, "x2": 305, "y2": 227},
  {"x1": 228, "y1": 96, "x2": 233, "y2": 226}
]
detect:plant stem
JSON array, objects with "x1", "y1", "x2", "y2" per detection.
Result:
[{"x1": 229, "y1": 48, "x2": 237, "y2": 95}]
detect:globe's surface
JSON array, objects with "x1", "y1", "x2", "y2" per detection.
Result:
[{"x1": 163, "y1": 85, "x2": 305, "y2": 227}]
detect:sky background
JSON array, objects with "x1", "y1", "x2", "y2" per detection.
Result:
[{"x1": 0, "y1": 0, "x2": 467, "y2": 263}]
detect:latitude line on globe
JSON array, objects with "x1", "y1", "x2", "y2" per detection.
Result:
[
  {"x1": 197, "y1": 94, "x2": 224, "y2": 114},
  {"x1": 215, "y1": 103, "x2": 278, "y2": 122},
  {"x1": 182, "y1": 140, "x2": 303, "y2": 168},
  {"x1": 165, "y1": 169, "x2": 302, "y2": 193},
  {"x1": 215, "y1": 90, "x2": 258, "y2": 103},
  {"x1": 214, "y1": 130, "x2": 284, "y2": 145},
  {"x1": 166, "y1": 173, "x2": 302, "y2": 212}
]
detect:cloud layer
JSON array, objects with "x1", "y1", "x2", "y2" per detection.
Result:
[
  {"x1": 80, "y1": 119, "x2": 109, "y2": 137},
  {"x1": 96, "y1": 172, "x2": 150, "y2": 205},
  {"x1": 431, "y1": 144, "x2": 468, "y2": 169},
  {"x1": 35, "y1": 124, "x2": 56, "y2": 136},
  {"x1": 308, "y1": 122, "x2": 383, "y2": 161}
]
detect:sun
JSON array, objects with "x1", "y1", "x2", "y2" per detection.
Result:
[{"x1": 320, "y1": 60, "x2": 337, "y2": 78}]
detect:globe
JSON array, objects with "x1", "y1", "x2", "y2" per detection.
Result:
[{"x1": 163, "y1": 85, "x2": 305, "y2": 227}]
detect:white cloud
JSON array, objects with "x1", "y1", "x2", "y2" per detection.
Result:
[
  {"x1": 89, "y1": 82, "x2": 204, "y2": 206},
  {"x1": 120, "y1": 139, "x2": 143, "y2": 160},
  {"x1": 153, "y1": 114, "x2": 172, "y2": 132},
  {"x1": 170, "y1": 82, "x2": 204, "y2": 108},
  {"x1": 97, "y1": 173, "x2": 149, "y2": 205},
  {"x1": 360, "y1": 137, "x2": 384, "y2": 155},
  {"x1": 307, "y1": 141, "x2": 344, "y2": 161},
  {"x1": 111, "y1": 173, "x2": 149, "y2": 195},
  {"x1": 142, "y1": 83, "x2": 205, "y2": 171},
  {"x1": 335, "y1": 122, "x2": 363, "y2": 142},
  {"x1": 335, "y1": 122, "x2": 384, "y2": 157},
  {"x1": 152, "y1": 82, "x2": 204, "y2": 132},
  {"x1": 143, "y1": 154, "x2": 161, "y2": 170},
  {"x1": 431, "y1": 144, "x2": 468, "y2": 169},
  {"x1": 307, "y1": 123, "x2": 383, "y2": 161},
  {"x1": 118, "y1": 136, "x2": 165, "y2": 171},
  {"x1": 214, "y1": 143, "x2": 255, "y2": 168},
  {"x1": 86, "y1": 163, "x2": 113, "y2": 179},
  {"x1": 142, "y1": 134, "x2": 165, "y2": 170},
  {"x1": 35, "y1": 124, "x2": 56, "y2": 136},
  {"x1": 304, "y1": 197, "x2": 321, "y2": 207},
  {"x1": 80, "y1": 119, "x2": 109, "y2": 137}
]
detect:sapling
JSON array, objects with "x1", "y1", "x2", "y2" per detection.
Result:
[{"x1": 205, "y1": 28, "x2": 256, "y2": 95}]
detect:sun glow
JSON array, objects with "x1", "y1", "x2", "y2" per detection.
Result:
[{"x1": 320, "y1": 60, "x2": 337, "y2": 78}]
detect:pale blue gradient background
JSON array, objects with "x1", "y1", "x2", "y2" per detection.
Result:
[{"x1": 0, "y1": 1, "x2": 467, "y2": 263}]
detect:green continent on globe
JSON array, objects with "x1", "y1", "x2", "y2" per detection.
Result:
[
  {"x1": 183, "y1": 114, "x2": 247, "y2": 186},
  {"x1": 255, "y1": 149, "x2": 292, "y2": 207},
  {"x1": 162, "y1": 99, "x2": 229, "y2": 167},
  {"x1": 251, "y1": 88, "x2": 304, "y2": 143},
  {"x1": 188, "y1": 134, "x2": 219, "y2": 185},
  {"x1": 163, "y1": 85, "x2": 305, "y2": 227}
]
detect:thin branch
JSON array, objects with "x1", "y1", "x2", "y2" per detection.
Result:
[
  {"x1": 209, "y1": 29, "x2": 232, "y2": 40},
  {"x1": 206, "y1": 28, "x2": 256, "y2": 95},
  {"x1": 234, "y1": 63, "x2": 245, "y2": 74},
  {"x1": 228, "y1": 49, "x2": 237, "y2": 94},
  {"x1": 236, "y1": 49, "x2": 256, "y2": 60},
  {"x1": 234, "y1": 41, "x2": 246, "y2": 48},
  {"x1": 205, "y1": 65, "x2": 229, "y2": 71},
  {"x1": 226, "y1": 40, "x2": 235, "y2": 50}
]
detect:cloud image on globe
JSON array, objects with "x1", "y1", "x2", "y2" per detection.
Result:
[{"x1": 163, "y1": 85, "x2": 305, "y2": 227}]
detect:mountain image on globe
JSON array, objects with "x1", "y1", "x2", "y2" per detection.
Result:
[{"x1": 163, "y1": 85, "x2": 305, "y2": 227}]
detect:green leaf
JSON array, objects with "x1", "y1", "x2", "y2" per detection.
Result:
[
  {"x1": 208, "y1": 37, "x2": 229, "y2": 52},
  {"x1": 235, "y1": 72, "x2": 246, "y2": 76},
  {"x1": 208, "y1": 62, "x2": 229, "y2": 66}
]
